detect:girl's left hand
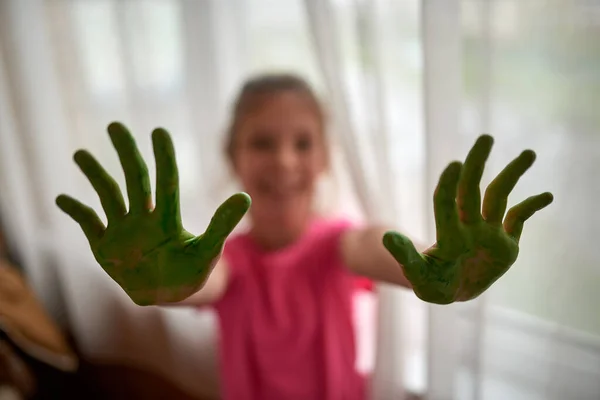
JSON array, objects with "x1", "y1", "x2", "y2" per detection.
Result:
[{"x1": 383, "y1": 135, "x2": 553, "y2": 304}]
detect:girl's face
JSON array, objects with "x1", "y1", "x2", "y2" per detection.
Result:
[{"x1": 231, "y1": 92, "x2": 327, "y2": 238}]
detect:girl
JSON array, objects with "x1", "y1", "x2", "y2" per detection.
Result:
[{"x1": 56, "y1": 73, "x2": 553, "y2": 400}]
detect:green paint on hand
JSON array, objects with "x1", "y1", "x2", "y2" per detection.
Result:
[
  {"x1": 56, "y1": 122, "x2": 251, "y2": 305},
  {"x1": 383, "y1": 134, "x2": 554, "y2": 304}
]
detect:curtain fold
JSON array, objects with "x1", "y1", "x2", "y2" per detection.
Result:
[
  {"x1": 303, "y1": 0, "x2": 385, "y2": 223},
  {"x1": 421, "y1": 1, "x2": 470, "y2": 399},
  {"x1": 0, "y1": 0, "x2": 76, "y2": 318},
  {"x1": 0, "y1": 26, "x2": 42, "y2": 284}
]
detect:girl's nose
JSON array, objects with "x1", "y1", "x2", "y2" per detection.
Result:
[{"x1": 274, "y1": 145, "x2": 298, "y2": 171}]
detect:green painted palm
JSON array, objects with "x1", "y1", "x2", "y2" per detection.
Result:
[
  {"x1": 383, "y1": 135, "x2": 553, "y2": 304},
  {"x1": 56, "y1": 122, "x2": 251, "y2": 306}
]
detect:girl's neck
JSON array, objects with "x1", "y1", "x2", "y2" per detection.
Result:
[{"x1": 248, "y1": 216, "x2": 316, "y2": 252}]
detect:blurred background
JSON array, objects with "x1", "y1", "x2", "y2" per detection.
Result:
[{"x1": 0, "y1": 0, "x2": 599, "y2": 399}]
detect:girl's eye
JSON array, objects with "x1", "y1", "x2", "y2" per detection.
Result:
[
  {"x1": 296, "y1": 134, "x2": 313, "y2": 152},
  {"x1": 249, "y1": 135, "x2": 274, "y2": 151}
]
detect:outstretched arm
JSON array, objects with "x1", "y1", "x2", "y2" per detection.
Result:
[
  {"x1": 340, "y1": 135, "x2": 553, "y2": 304},
  {"x1": 341, "y1": 226, "x2": 418, "y2": 289}
]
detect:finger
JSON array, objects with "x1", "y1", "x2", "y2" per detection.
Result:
[
  {"x1": 56, "y1": 194, "x2": 105, "y2": 247},
  {"x1": 503, "y1": 192, "x2": 554, "y2": 242},
  {"x1": 483, "y1": 150, "x2": 536, "y2": 225},
  {"x1": 152, "y1": 127, "x2": 181, "y2": 233},
  {"x1": 74, "y1": 150, "x2": 127, "y2": 222},
  {"x1": 107, "y1": 122, "x2": 153, "y2": 214},
  {"x1": 458, "y1": 135, "x2": 494, "y2": 224},
  {"x1": 190, "y1": 192, "x2": 252, "y2": 258},
  {"x1": 382, "y1": 231, "x2": 425, "y2": 282},
  {"x1": 433, "y1": 161, "x2": 463, "y2": 248}
]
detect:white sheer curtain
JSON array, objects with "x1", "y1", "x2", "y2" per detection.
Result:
[{"x1": 1, "y1": 1, "x2": 599, "y2": 400}]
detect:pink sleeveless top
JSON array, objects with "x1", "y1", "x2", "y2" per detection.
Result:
[{"x1": 211, "y1": 218, "x2": 370, "y2": 400}]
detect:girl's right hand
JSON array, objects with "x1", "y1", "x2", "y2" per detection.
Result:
[{"x1": 56, "y1": 122, "x2": 251, "y2": 306}]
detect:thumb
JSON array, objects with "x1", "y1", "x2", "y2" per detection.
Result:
[
  {"x1": 190, "y1": 192, "x2": 251, "y2": 257},
  {"x1": 382, "y1": 231, "x2": 424, "y2": 280}
]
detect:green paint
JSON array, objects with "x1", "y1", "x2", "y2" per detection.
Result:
[
  {"x1": 56, "y1": 122, "x2": 251, "y2": 305},
  {"x1": 383, "y1": 135, "x2": 554, "y2": 304}
]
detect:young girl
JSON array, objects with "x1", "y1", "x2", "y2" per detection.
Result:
[{"x1": 56, "y1": 73, "x2": 553, "y2": 400}]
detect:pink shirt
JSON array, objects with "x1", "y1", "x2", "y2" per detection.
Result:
[{"x1": 211, "y1": 218, "x2": 371, "y2": 400}]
